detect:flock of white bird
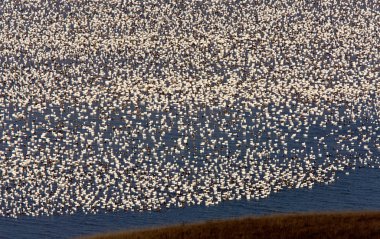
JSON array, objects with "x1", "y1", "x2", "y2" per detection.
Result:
[{"x1": 0, "y1": 0, "x2": 379, "y2": 217}]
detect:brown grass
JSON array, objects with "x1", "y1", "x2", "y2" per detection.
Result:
[{"x1": 79, "y1": 211, "x2": 380, "y2": 239}]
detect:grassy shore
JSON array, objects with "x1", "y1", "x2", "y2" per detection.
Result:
[{"x1": 80, "y1": 211, "x2": 380, "y2": 239}]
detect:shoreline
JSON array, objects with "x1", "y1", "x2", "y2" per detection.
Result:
[{"x1": 79, "y1": 211, "x2": 380, "y2": 239}]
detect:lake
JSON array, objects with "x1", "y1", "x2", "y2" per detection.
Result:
[
  {"x1": 0, "y1": 1, "x2": 379, "y2": 238},
  {"x1": 0, "y1": 167, "x2": 379, "y2": 239}
]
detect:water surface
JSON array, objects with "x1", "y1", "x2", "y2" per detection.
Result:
[{"x1": 1, "y1": 167, "x2": 379, "y2": 239}]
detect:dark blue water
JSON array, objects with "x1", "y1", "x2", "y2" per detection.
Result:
[{"x1": 0, "y1": 167, "x2": 379, "y2": 239}]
